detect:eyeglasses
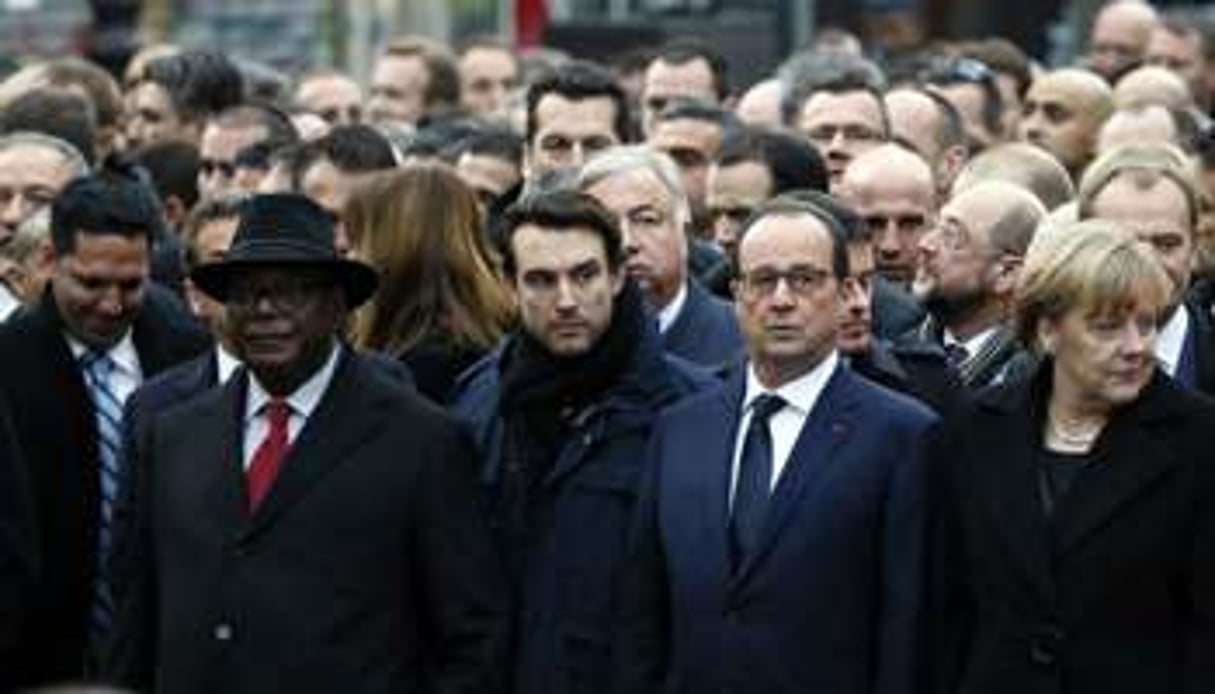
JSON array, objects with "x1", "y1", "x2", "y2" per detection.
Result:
[
  {"x1": 922, "y1": 57, "x2": 996, "y2": 87},
  {"x1": 737, "y1": 267, "x2": 833, "y2": 298},
  {"x1": 227, "y1": 276, "x2": 335, "y2": 311},
  {"x1": 804, "y1": 124, "x2": 885, "y2": 145}
]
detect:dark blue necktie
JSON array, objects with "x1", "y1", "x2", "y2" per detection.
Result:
[
  {"x1": 730, "y1": 393, "x2": 786, "y2": 568},
  {"x1": 944, "y1": 342, "x2": 969, "y2": 371}
]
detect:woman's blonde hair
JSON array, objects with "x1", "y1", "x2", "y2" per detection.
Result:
[
  {"x1": 1014, "y1": 219, "x2": 1171, "y2": 351},
  {"x1": 346, "y1": 162, "x2": 514, "y2": 355}
]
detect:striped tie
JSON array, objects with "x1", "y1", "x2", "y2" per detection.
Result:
[{"x1": 80, "y1": 350, "x2": 121, "y2": 641}]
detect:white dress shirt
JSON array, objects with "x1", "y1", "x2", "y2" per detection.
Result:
[
  {"x1": 943, "y1": 326, "x2": 997, "y2": 363},
  {"x1": 242, "y1": 341, "x2": 340, "y2": 470},
  {"x1": 216, "y1": 345, "x2": 241, "y2": 384},
  {"x1": 730, "y1": 351, "x2": 839, "y2": 502},
  {"x1": 656, "y1": 281, "x2": 689, "y2": 335},
  {"x1": 67, "y1": 330, "x2": 143, "y2": 407},
  {"x1": 1155, "y1": 306, "x2": 1189, "y2": 378},
  {"x1": 0, "y1": 284, "x2": 21, "y2": 322}
]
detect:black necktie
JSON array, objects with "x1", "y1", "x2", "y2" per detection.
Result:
[{"x1": 730, "y1": 393, "x2": 786, "y2": 568}]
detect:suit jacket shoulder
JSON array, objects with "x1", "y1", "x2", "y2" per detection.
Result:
[
  {"x1": 662, "y1": 281, "x2": 743, "y2": 369},
  {"x1": 130, "y1": 284, "x2": 211, "y2": 374}
]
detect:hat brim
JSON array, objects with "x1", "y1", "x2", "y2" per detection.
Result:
[{"x1": 190, "y1": 258, "x2": 379, "y2": 308}]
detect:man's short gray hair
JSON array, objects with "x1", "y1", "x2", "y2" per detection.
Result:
[
  {"x1": 575, "y1": 144, "x2": 689, "y2": 225},
  {"x1": 0, "y1": 131, "x2": 89, "y2": 177}
]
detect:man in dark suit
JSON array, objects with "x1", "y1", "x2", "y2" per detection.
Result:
[
  {"x1": 580, "y1": 145, "x2": 743, "y2": 370},
  {"x1": 909, "y1": 181, "x2": 1045, "y2": 389},
  {"x1": 1079, "y1": 143, "x2": 1215, "y2": 395},
  {"x1": 0, "y1": 170, "x2": 210, "y2": 686},
  {"x1": 112, "y1": 197, "x2": 414, "y2": 605},
  {"x1": 0, "y1": 395, "x2": 35, "y2": 692},
  {"x1": 617, "y1": 198, "x2": 938, "y2": 694},
  {"x1": 107, "y1": 193, "x2": 509, "y2": 693}
]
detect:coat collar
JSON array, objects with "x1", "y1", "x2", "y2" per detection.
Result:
[
  {"x1": 973, "y1": 362, "x2": 1187, "y2": 598},
  {"x1": 205, "y1": 350, "x2": 395, "y2": 541}
]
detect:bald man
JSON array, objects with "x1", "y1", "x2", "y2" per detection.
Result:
[
  {"x1": 1097, "y1": 104, "x2": 1182, "y2": 154},
  {"x1": 911, "y1": 181, "x2": 1045, "y2": 388},
  {"x1": 734, "y1": 78, "x2": 783, "y2": 129},
  {"x1": 1086, "y1": 0, "x2": 1160, "y2": 81},
  {"x1": 1020, "y1": 69, "x2": 1114, "y2": 180},
  {"x1": 1113, "y1": 64, "x2": 1194, "y2": 110},
  {"x1": 951, "y1": 142, "x2": 1076, "y2": 212},
  {"x1": 837, "y1": 144, "x2": 938, "y2": 287},
  {"x1": 885, "y1": 87, "x2": 969, "y2": 198}
]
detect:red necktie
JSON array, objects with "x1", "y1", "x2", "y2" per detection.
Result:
[{"x1": 247, "y1": 399, "x2": 290, "y2": 511}]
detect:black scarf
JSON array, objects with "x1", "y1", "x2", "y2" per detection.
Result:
[
  {"x1": 499, "y1": 279, "x2": 646, "y2": 416},
  {"x1": 494, "y1": 282, "x2": 648, "y2": 568}
]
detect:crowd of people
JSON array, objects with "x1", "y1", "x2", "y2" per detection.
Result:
[{"x1": 0, "y1": 0, "x2": 1214, "y2": 691}]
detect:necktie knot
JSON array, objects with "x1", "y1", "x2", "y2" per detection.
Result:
[
  {"x1": 263, "y1": 399, "x2": 291, "y2": 428},
  {"x1": 750, "y1": 393, "x2": 786, "y2": 424},
  {"x1": 944, "y1": 342, "x2": 969, "y2": 369},
  {"x1": 81, "y1": 349, "x2": 115, "y2": 378}
]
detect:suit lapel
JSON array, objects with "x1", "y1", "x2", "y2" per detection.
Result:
[
  {"x1": 730, "y1": 366, "x2": 856, "y2": 589},
  {"x1": 697, "y1": 374, "x2": 743, "y2": 575},
  {"x1": 203, "y1": 372, "x2": 250, "y2": 539},
  {"x1": 979, "y1": 407, "x2": 1054, "y2": 600},
  {"x1": 1050, "y1": 376, "x2": 1181, "y2": 557},
  {"x1": 244, "y1": 352, "x2": 385, "y2": 538}
]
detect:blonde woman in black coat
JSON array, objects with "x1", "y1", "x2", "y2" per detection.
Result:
[{"x1": 934, "y1": 220, "x2": 1215, "y2": 694}]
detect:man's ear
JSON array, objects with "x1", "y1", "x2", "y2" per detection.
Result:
[
  {"x1": 521, "y1": 144, "x2": 535, "y2": 182},
  {"x1": 163, "y1": 195, "x2": 188, "y2": 228},
  {"x1": 990, "y1": 254, "x2": 1022, "y2": 295}
]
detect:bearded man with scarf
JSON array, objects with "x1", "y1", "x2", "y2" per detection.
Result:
[{"x1": 454, "y1": 190, "x2": 715, "y2": 694}]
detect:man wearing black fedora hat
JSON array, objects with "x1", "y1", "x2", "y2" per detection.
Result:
[{"x1": 107, "y1": 193, "x2": 511, "y2": 693}]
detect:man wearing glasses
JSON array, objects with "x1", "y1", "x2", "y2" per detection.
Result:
[
  {"x1": 795, "y1": 74, "x2": 890, "y2": 190},
  {"x1": 108, "y1": 193, "x2": 509, "y2": 692},
  {"x1": 617, "y1": 197, "x2": 938, "y2": 694},
  {"x1": 911, "y1": 181, "x2": 1045, "y2": 389}
]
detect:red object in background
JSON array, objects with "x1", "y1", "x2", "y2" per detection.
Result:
[{"x1": 515, "y1": 0, "x2": 548, "y2": 48}]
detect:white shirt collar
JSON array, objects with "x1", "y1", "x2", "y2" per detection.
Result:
[
  {"x1": 1155, "y1": 305, "x2": 1189, "y2": 378},
  {"x1": 245, "y1": 340, "x2": 341, "y2": 424},
  {"x1": 743, "y1": 350, "x2": 839, "y2": 417},
  {"x1": 656, "y1": 281, "x2": 689, "y2": 335},
  {"x1": 0, "y1": 284, "x2": 21, "y2": 321},
  {"x1": 66, "y1": 330, "x2": 141, "y2": 377},
  {"x1": 944, "y1": 326, "x2": 998, "y2": 360},
  {"x1": 216, "y1": 345, "x2": 241, "y2": 384}
]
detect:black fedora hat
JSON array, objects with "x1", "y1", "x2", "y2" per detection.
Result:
[{"x1": 190, "y1": 193, "x2": 378, "y2": 307}]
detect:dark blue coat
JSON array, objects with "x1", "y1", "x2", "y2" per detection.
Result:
[
  {"x1": 452, "y1": 327, "x2": 716, "y2": 694},
  {"x1": 617, "y1": 362, "x2": 938, "y2": 694},
  {"x1": 662, "y1": 280, "x2": 743, "y2": 371}
]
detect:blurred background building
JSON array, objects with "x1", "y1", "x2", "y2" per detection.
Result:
[{"x1": 0, "y1": 0, "x2": 1212, "y2": 86}]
